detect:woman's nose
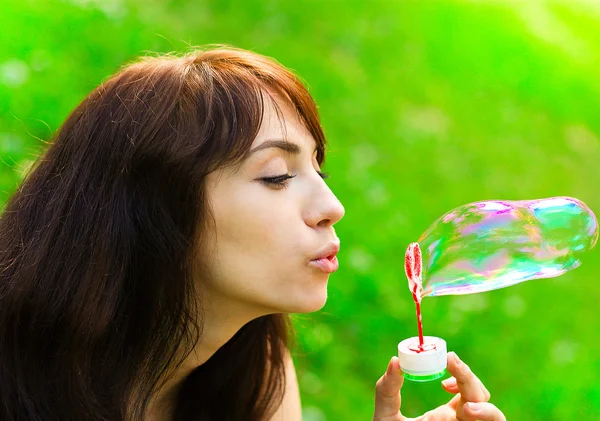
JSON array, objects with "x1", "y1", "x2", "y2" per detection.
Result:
[{"x1": 304, "y1": 181, "x2": 345, "y2": 229}]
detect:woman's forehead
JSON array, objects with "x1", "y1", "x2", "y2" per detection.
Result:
[{"x1": 253, "y1": 98, "x2": 314, "y2": 149}]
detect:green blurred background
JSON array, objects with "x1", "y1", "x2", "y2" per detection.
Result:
[{"x1": 2, "y1": 0, "x2": 600, "y2": 419}]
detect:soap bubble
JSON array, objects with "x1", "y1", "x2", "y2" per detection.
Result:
[{"x1": 412, "y1": 197, "x2": 598, "y2": 299}]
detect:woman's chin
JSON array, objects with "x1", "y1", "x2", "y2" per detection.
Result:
[{"x1": 286, "y1": 289, "x2": 328, "y2": 314}]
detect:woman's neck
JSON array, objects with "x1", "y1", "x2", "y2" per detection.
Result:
[{"x1": 144, "y1": 292, "x2": 271, "y2": 421}]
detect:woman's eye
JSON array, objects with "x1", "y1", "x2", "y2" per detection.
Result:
[
  {"x1": 260, "y1": 171, "x2": 329, "y2": 189},
  {"x1": 261, "y1": 174, "x2": 296, "y2": 188}
]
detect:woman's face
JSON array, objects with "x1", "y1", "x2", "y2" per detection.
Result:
[{"x1": 199, "y1": 97, "x2": 345, "y2": 317}]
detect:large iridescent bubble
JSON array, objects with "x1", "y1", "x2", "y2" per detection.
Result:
[{"x1": 414, "y1": 197, "x2": 599, "y2": 299}]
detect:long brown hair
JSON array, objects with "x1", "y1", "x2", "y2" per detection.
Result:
[{"x1": 0, "y1": 46, "x2": 327, "y2": 421}]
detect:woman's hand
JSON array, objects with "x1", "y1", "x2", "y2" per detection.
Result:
[{"x1": 372, "y1": 352, "x2": 506, "y2": 421}]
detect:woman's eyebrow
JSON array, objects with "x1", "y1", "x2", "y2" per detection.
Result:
[{"x1": 248, "y1": 139, "x2": 317, "y2": 156}]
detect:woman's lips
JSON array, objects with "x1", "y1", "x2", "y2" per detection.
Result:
[{"x1": 309, "y1": 255, "x2": 339, "y2": 273}]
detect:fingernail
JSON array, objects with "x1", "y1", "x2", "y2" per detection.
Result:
[{"x1": 466, "y1": 402, "x2": 482, "y2": 413}]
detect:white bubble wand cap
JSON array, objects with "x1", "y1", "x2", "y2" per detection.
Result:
[{"x1": 397, "y1": 336, "x2": 447, "y2": 382}]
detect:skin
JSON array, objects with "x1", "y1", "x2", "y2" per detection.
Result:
[{"x1": 147, "y1": 95, "x2": 506, "y2": 421}]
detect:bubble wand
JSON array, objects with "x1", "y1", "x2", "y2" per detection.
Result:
[
  {"x1": 398, "y1": 240, "x2": 447, "y2": 381},
  {"x1": 404, "y1": 242, "x2": 425, "y2": 351}
]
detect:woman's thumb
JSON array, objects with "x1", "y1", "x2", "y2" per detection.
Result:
[{"x1": 373, "y1": 356, "x2": 404, "y2": 421}]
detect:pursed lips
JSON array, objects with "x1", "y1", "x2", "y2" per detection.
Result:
[{"x1": 309, "y1": 241, "x2": 340, "y2": 273}]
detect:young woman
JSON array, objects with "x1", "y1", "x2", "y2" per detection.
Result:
[{"x1": 0, "y1": 47, "x2": 505, "y2": 421}]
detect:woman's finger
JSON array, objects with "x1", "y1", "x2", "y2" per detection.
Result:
[
  {"x1": 446, "y1": 352, "x2": 490, "y2": 402},
  {"x1": 462, "y1": 402, "x2": 506, "y2": 421},
  {"x1": 441, "y1": 376, "x2": 459, "y2": 394},
  {"x1": 373, "y1": 356, "x2": 405, "y2": 421}
]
